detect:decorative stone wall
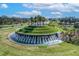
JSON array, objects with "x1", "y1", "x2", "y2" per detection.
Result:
[{"x1": 9, "y1": 32, "x2": 62, "y2": 45}]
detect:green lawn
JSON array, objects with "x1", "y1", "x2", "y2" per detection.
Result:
[
  {"x1": 16, "y1": 25, "x2": 63, "y2": 35},
  {"x1": 0, "y1": 25, "x2": 79, "y2": 56}
]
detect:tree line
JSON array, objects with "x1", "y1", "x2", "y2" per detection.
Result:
[
  {"x1": 0, "y1": 15, "x2": 79, "y2": 25},
  {"x1": 0, "y1": 15, "x2": 29, "y2": 25}
]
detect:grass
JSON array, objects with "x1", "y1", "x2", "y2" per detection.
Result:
[
  {"x1": 0, "y1": 24, "x2": 79, "y2": 56},
  {"x1": 16, "y1": 25, "x2": 63, "y2": 35}
]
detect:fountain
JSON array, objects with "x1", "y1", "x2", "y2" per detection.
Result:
[{"x1": 9, "y1": 16, "x2": 63, "y2": 45}]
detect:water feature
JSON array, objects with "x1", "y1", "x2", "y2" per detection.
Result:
[{"x1": 8, "y1": 32, "x2": 63, "y2": 45}]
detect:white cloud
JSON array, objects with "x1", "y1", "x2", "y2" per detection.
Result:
[
  {"x1": 48, "y1": 4, "x2": 72, "y2": 12},
  {"x1": 0, "y1": 4, "x2": 8, "y2": 9},
  {"x1": 11, "y1": 14, "x2": 21, "y2": 17},
  {"x1": 73, "y1": 9, "x2": 79, "y2": 12},
  {"x1": 23, "y1": 4, "x2": 33, "y2": 8},
  {"x1": 22, "y1": 3, "x2": 79, "y2": 12},
  {"x1": 16, "y1": 10, "x2": 41, "y2": 17},
  {"x1": 7, "y1": 14, "x2": 22, "y2": 18},
  {"x1": 53, "y1": 15, "x2": 62, "y2": 18},
  {"x1": 51, "y1": 12, "x2": 62, "y2": 15},
  {"x1": 22, "y1": 3, "x2": 51, "y2": 10},
  {"x1": 51, "y1": 12, "x2": 62, "y2": 18},
  {"x1": 70, "y1": 3, "x2": 79, "y2": 7}
]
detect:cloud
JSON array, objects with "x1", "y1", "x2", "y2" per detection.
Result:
[
  {"x1": 11, "y1": 14, "x2": 21, "y2": 17},
  {"x1": 51, "y1": 12, "x2": 62, "y2": 18},
  {"x1": 22, "y1": 3, "x2": 51, "y2": 10},
  {"x1": 53, "y1": 15, "x2": 62, "y2": 18},
  {"x1": 0, "y1": 4, "x2": 8, "y2": 9},
  {"x1": 22, "y1": 3, "x2": 79, "y2": 12},
  {"x1": 48, "y1": 4, "x2": 73, "y2": 12},
  {"x1": 7, "y1": 14, "x2": 22, "y2": 18},
  {"x1": 16, "y1": 10, "x2": 41, "y2": 17},
  {"x1": 51, "y1": 12, "x2": 62, "y2": 15},
  {"x1": 51, "y1": 4, "x2": 79, "y2": 12},
  {"x1": 70, "y1": 3, "x2": 79, "y2": 7}
]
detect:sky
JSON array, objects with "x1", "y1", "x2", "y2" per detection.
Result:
[{"x1": 0, "y1": 3, "x2": 79, "y2": 18}]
